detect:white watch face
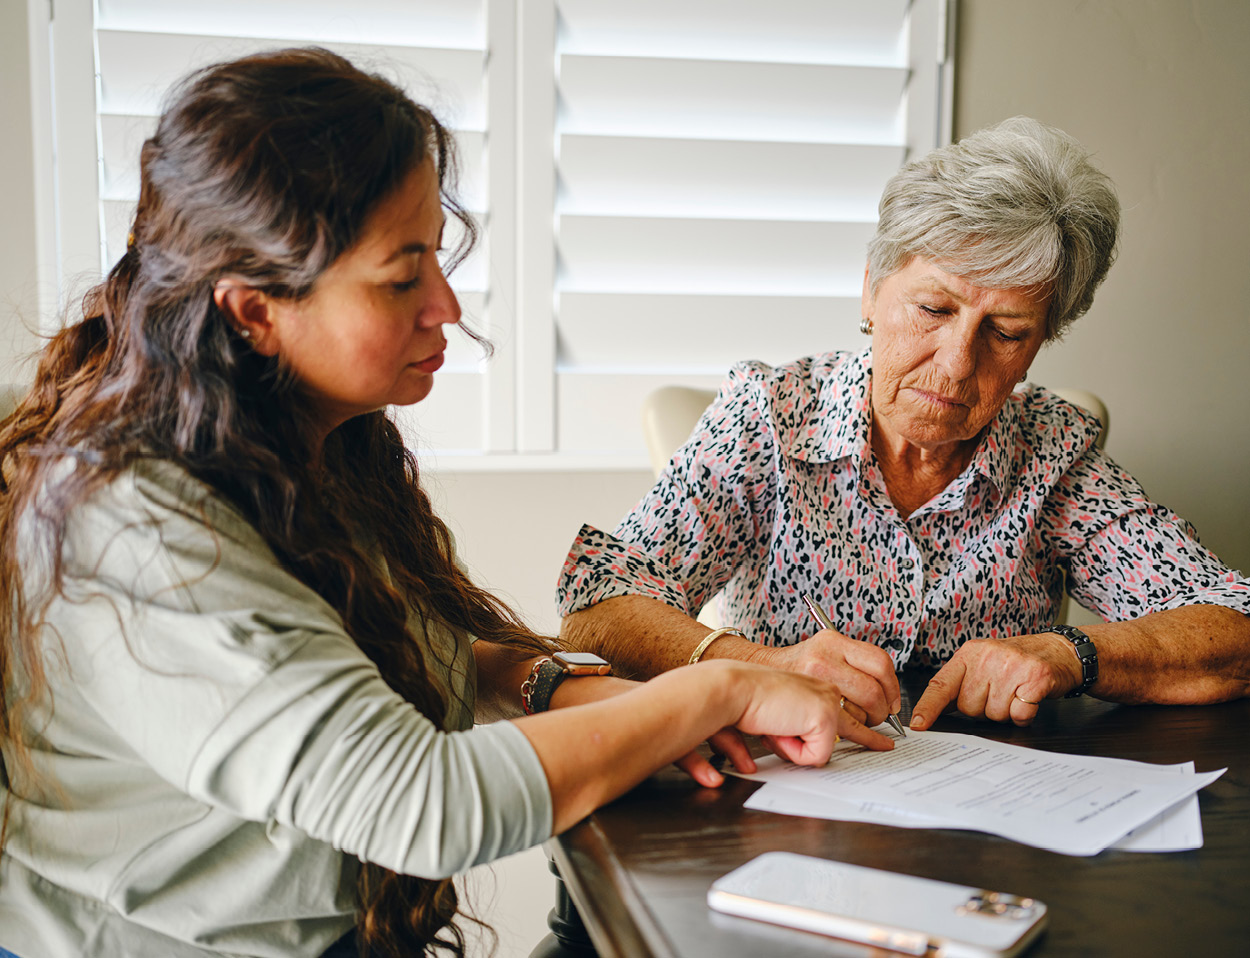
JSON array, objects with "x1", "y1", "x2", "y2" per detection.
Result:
[{"x1": 553, "y1": 651, "x2": 612, "y2": 676}]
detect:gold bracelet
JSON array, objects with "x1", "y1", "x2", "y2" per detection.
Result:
[{"x1": 688, "y1": 627, "x2": 747, "y2": 665}]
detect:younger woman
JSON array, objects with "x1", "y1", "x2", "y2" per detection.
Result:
[{"x1": 0, "y1": 49, "x2": 890, "y2": 958}]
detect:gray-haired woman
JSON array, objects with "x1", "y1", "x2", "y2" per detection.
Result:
[{"x1": 557, "y1": 116, "x2": 1250, "y2": 730}]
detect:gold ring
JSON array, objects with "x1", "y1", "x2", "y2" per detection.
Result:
[
  {"x1": 1014, "y1": 693, "x2": 1038, "y2": 706},
  {"x1": 839, "y1": 696, "x2": 846, "y2": 710}
]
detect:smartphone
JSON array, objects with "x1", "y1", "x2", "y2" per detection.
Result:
[{"x1": 708, "y1": 852, "x2": 1047, "y2": 958}]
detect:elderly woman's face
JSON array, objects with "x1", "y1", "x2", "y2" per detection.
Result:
[{"x1": 866, "y1": 257, "x2": 1049, "y2": 453}]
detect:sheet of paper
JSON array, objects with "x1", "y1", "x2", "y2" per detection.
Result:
[
  {"x1": 745, "y1": 780, "x2": 1203, "y2": 852},
  {"x1": 733, "y1": 731, "x2": 1223, "y2": 856},
  {"x1": 1109, "y1": 763, "x2": 1203, "y2": 852},
  {"x1": 746, "y1": 757, "x2": 1204, "y2": 853}
]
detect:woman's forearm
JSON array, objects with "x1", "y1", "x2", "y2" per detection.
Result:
[
  {"x1": 514, "y1": 666, "x2": 741, "y2": 833},
  {"x1": 1085, "y1": 605, "x2": 1250, "y2": 704},
  {"x1": 559, "y1": 594, "x2": 764, "y2": 679},
  {"x1": 511, "y1": 660, "x2": 872, "y2": 834}
]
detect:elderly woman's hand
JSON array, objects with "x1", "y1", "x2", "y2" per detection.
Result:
[
  {"x1": 909, "y1": 633, "x2": 1085, "y2": 729},
  {"x1": 752, "y1": 628, "x2": 902, "y2": 728}
]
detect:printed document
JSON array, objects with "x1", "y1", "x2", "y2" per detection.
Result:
[{"x1": 733, "y1": 731, "x2": 1223, "y2": 856}]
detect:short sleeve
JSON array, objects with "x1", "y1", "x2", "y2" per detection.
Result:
[
  {"x1": 556, "y1": 362, "x2": 780, "y2": 619},
  {"x1": 1043, "y1": 447, "x2": 1250, "y2": 619}
]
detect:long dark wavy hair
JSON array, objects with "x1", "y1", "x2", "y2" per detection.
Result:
[{"x1": 0, "y1": 47, "x2": 553, "y2": 957}]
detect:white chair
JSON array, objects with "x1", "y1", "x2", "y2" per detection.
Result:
[
  {"x1": 641, "y1": 386, "x2": 720, "y2": 477},
  {"x1": 640, "y1": 384, "x2": 1109, "y2": 628}
]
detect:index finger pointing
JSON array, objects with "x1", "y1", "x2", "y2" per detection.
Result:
[{"x1": 910, "y1": 659, "x2": 967, "y2": 730}]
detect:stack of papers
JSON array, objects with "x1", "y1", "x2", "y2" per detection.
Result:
[{"x1": 733, "y1": 730, "x2": 1224, "y2": 856}]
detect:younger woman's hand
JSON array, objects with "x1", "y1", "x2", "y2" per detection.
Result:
[
  {"x1": 548, "y1": 672, "x2": 742, "y2": 787},
  {"x1": 716, "y1": 660, "x2": 895, "y2": 767}
]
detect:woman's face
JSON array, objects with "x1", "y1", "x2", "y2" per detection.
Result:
[
  {"x1": 866, "y1": 257, "x2": 1050, "y2": 453},
  {"x1": 264, "y1": 160, "x2": 460, "y2": 433}
]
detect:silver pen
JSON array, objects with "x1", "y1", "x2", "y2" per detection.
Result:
[{"x1": 801, "y1": 593, "x2": 907, "y2": 737}]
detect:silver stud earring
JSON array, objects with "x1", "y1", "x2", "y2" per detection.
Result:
[
  {"x1": 859, "y1": 317, "x2": 873, "y2": 335},
  {"x1": 239, "y1": 327, "x2": 252, "y2": 341}
]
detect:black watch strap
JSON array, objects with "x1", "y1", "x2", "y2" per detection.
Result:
[
  {"x1": 524, "y1": 659, "x2": 568, "y2": 715},
  {"x1": 1044, "y1": 625, "x2": 1098, "y2": 697}
]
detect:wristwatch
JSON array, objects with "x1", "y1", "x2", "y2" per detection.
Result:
[
  {"x1": 1043, "y1": 625, "x2": 1098, "y2": 697},
  {"x1": 521, "y1": 651, "x2": 612, "y2": 715}
]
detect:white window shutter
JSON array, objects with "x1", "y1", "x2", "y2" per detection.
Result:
[
  {"x1": 41, "y1": 0, "x2": 953, "y2": 466},
  {"x1": 551, "y1": 0, "x2": 953, "y2": 456}
]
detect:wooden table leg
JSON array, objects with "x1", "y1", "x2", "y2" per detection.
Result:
[{"x1": 528, "y1": 853, "x2": 599, "y2": 958}]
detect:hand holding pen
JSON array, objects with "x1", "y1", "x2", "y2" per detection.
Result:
[{"x1": 801, "y1": 594, "x2": 907, "y2": 738}]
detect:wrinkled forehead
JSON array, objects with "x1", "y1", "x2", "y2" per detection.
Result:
[{"x1": 878, "y1": 257, "x2": 1053, "y2": 322}]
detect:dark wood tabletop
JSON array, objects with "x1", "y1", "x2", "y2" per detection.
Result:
[{"x1": 550, "y1": 671, "x2": 1250, "y2": 957}]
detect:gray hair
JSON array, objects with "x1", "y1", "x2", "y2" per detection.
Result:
[{"x1": 866, "y1": 116, "x2": 1120, "y2": 340}]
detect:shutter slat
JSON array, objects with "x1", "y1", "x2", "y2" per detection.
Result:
[
  {"x1": 557, "y1": 293, "x2": 862, "y2": 370},
  {"x1": 556, "y1": 371, "x2": 720, "y2": 454},
  {"x1": 559, "y1": 135, "x2": 903, "y2": 221},
  {"x1": 96, "y1": 0, "x2": 485, "y2": 49},
  {"x1": 96, "y1": 30, "x2": 486, "y2": 129},
  {"x1": 99, "y1": 114, "x2": 155, "y2": 201},
  {"x1": 559, "y1": 55, "x2": 906, "y2": 144},
  {"x1": 559, "y1": 0, "x2": 907, "y2": 66},
  {"x1": 557, "y1": 215, "x2": 875, "y2": 297},
  {"x1": 445, "y1": 294, "x2": 488, "y2": 371}
]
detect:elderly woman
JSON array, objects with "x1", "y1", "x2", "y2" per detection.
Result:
[{"x1": 557, "y1": 117, "x2": 1250, "y2": 730}]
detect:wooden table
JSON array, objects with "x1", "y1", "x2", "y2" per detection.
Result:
[{"x1": 549, "y1": 672, "x2": 1250, "y2": 957}]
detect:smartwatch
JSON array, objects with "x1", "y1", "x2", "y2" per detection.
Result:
[
  {"x1": 522, "y1": 651, "x2": 612, "y2": 714},
  {"x1": 1043, "y1": 625, "x2": 1098, "y2": 697}
]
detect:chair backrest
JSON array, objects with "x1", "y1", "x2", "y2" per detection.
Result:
[{"x1": 640, "y1": 386, "x2": 718, "y2": 477}]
